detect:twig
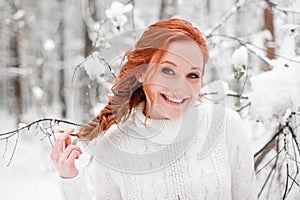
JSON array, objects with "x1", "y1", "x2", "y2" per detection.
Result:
[
  {"x1": 236, "y1": 102, "x2": 251, "y2": 113},
  {"x1": 287, "y1": 124, "x2": 300, "y2": 155},
  {"x1": 2, "y1": 139, "x2": 8, "y2": 158},
  {"x1": 286, "y1": 124, "x2": 300, "y2": 195},
  {"x1": 282, "y1": 131, "x2": 289, "y2": 199},
  {"x1": 97, "y1": 55, "x2": 116, "y2": 79},
  {"x1": 226, "y1": 93, "x2": 249, "y2": 99},
  {"x1": 0, "y1": 118, "x2": 82, "y2": 166},
  {"x1": 255, "y1": 124, "x2": 287, "y2": 158},
  {"x1": 268, "y1": 1, "x2": 300, "y2": 15},
  {"x1": 205, "y1": 0, "x2": 246, "y2": 37},
  {"x1": 238, "y1": 72, "x2": 248, "y2": 98},
  {"x1": 256, "y1": 148, "x2": 283, "y2": 175},
  {"x1": 92, "y1": 18, "x2": 109, "y2": 48},
  {"x1": 0, "y1": 118, "x2": 81, "y2": 139},
  {"x1": 257, "y1": 147, "x2": 281, "y2": 198},
  {"x1": 267, "y1": 136, "x2": 280, "y2": 199},
  {"x1": 6, "y1": 131, "x2": 20, "y2": 167},
  {"x1": 207, "y1": 34, "x2": 300, "y2": 65}
]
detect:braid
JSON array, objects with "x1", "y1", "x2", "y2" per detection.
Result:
[{"x1": 78, "y1": 18, "x2": 208, "y2": 141}]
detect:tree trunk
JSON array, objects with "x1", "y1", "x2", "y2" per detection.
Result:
[
  {"x1": 264, "y1": 0, "x2": 275, "y2": 71},
  {"x1": 75, "y1": 0, "x2": 98, "y2": 123},
  {"x1": 84, "y1": 0, "x2": 95, "y2": 56},
  {"x1": 9, "y1": 1, "x2": 22, "y2": 123},
  {"x1": 0, "y1": 0, "x2": 8, "y2": 110},
  {"x1": 159, "y1": 0, "x2": 178, "y2": 20},
  {"x1": 58, "y1": 0, "x2": 67, "y2": 118}
]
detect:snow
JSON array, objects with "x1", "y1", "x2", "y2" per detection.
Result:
[
  {"x1": 232, "y1": 46, "x2": 248, "y2": 67},
  {"x1": 1, "y1": 0, "x2": 300, "y2": 199},
  {"x1": 248, "y1": 30, "x2": 300, "y2": 123},
  {"x1": 105, "y1": 1, "x2": 133, "y2": 29},
  {"x1": 12, "y1": 10, "x2": 26, "y2": 21},
  {"x1": 83, "y1": 52, "x2": 108, "y2": 80},
  {"x1": 0, "y1": 112, "x2": 64, "y2": 200},
  {"x1": 43, "y1": 39, "x2": 56, "y2": 52},
  {"x1": 32, "y1": 86, "x2": 44, "y2": 100}
]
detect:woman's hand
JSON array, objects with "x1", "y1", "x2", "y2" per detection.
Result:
[{"x1": 50, "y1": 128, "x2": 82, "y2": 178}]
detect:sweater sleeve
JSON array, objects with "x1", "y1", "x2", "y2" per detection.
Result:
[
  {"x1": 60, "y1": 140, "x2": 122, "y2": 200},
  {"x1": 60, "y1": 166, "x2": 95, "y2": 200},
  {"x1": 226, "y1": 110, "x2": 257, "y2": 200}
]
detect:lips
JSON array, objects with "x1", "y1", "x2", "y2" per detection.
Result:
[{"x1": 160, "y1": 92, "x2": 189, "y2": 104}]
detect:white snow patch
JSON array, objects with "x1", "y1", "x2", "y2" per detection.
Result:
[
  {"x1": 83, "y1": 52, "x2": 107, "y2": 80},
  {"x1": 43, "y1": 39, "x2": 56, "y2": 52}
]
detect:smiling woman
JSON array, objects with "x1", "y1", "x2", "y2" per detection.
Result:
[
  {"x1": 50, "y1": 18, "x2": 257, "y2": 199},
  {"x1": 143, "y1": 40, "x2": 204, "y2": 119}
]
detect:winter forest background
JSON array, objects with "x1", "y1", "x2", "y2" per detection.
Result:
[{"x1": 0, "y1": 0, "x2": 300, "y2": 199}]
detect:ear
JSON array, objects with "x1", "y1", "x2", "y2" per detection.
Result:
[{"x1": 135, "y1": 71, "x2": 145, "y2": 83}]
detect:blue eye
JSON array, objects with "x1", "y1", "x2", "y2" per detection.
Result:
[
  {"x1": 187, "y1": 73, "x2": 200, "y2": 79},
  {"x1": 162, "y1": 67, "x2": 175, "y2": 75}
]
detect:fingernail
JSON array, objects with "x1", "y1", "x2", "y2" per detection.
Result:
[{"x1": 72, "y1": 138, "x2": 78, "y2": 145}]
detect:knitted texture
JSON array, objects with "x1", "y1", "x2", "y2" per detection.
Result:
[{"x1": 61, "y1": 103, "x2": 256, "y2": 200}]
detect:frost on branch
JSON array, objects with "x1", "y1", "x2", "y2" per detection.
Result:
[
  {"x1": 232, "y1": 46, "x2": 248, "y2": 80},
  {"x1": 82, "y1": 51, "x2": 109, "y2": 80},
  {"x1": 249, "y1": 60, "x2": 300, "y2": 123},
  {"x1": 105, "y1": 1, "x2": 133, "y2": 30},
  {"x1": 80, "y1": 51, "x2": 115, "y2": 82}
]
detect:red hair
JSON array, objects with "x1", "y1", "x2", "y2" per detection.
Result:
[{"x1": 79, "y1": 18, "x2": 208, "y2": 141}]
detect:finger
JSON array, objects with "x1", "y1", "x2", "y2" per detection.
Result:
[
  {"x1": 65, "y1": 150, "x2": 81, "y2": 168},
  {"x1": 60, "y1": 145, "x2": 82, "y2": 161},
  {"x1": 52, "y1": 128, "x2": 74, "y2": 155},
  {"x1": 64, "y1": 128, "x2": 74, "y2": 147}
]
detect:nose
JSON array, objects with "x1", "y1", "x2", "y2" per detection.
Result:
[{"x1": 170, "y1": 76, "x2": 188, "y2": 93}]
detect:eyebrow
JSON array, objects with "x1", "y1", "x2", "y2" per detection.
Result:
[{"x1": 160, "y1": 60, "x2": 201, "y2": 71}]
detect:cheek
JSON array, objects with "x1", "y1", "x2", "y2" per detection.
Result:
[
  {"x1": 144, "y1": 84, "x2": 160, "y2": 102},
  {"x1": 191, "y1": 82, "x2": 202, "y2": 96}
]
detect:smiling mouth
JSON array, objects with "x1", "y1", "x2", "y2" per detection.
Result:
[{"x1": 160, "y1": 93, "x2": 189, "y2": 104}]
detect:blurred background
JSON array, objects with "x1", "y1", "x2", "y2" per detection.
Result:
[{"x1": 0, "y1": 0, "x2": 300, "y2": 199}]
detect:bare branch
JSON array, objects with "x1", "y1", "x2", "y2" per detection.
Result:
[
  {"x1": 282, "y1": 131, "x2": 289, "y2": 199},
  {"x1": 6, "y1": 131, "x2": 20, "y2": 167},
  {"x1": 0, "y1": 118, "x2": 82, "y2": 140},
  {"x1": 207, "y1": 34, "x2": 300, "y2": 65},
  {"x1": 205, "y1": 0, "x2": 246, "y2": 37},
  {"x1": 254, "y1": 114, "x2": 297, "y2": 158},
  {"x1": 236, "y1": 102, "x2": 251, "y2": 113},
  {"x1": 268, "y1": 1, "x2": 300, "y2": 15}
]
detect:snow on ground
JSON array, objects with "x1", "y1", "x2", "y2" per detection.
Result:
[{"x1": 0, "y1": 111, "x2": 64, "y2": 200}]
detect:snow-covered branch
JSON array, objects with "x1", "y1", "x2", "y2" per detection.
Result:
[
  {"x1": 207, "y1": 33, "x2": 300, "y2": 67},
  {"x1": 0, "y1": 118, "x2": 81, "y2": 140},
  {"x1": 268, "y1": 1, "x2": 300, "y2": 15},
  {"x1": 205, "y1": 0, "x2": 246, "y2": 37},
  {"x1": 254, "y1": 111, "x2": 300, "y2": 199},
  {"x1": 0, "y1": 118, "x2": 81, "y2": 166}
]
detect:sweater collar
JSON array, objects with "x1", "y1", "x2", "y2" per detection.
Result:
[{"x1": 116, "y1": 102, "x2": 199, "y2": 145}]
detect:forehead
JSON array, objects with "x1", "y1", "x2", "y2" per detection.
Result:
[{"x1": 161, "y1": 40, "x2": 204, "y2": 68}]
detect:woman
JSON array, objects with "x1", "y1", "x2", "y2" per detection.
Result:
[{"x1": 51, "y1": 18, "x2": 256, "y2": 199}]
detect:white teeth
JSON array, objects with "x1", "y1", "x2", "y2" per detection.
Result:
[{"x1": 163, "y1": 93, "x2": 183, "y2": 103}]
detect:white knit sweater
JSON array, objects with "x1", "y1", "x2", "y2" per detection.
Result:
[{"x1": 61, "y1": 103, "x2": 257, "y2": 200}]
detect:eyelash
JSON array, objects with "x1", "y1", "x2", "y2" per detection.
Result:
[{"x1": 161, "y1": 67, "x2": 200, "y2": 79}]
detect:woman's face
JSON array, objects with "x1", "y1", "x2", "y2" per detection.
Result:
[{"x1": 143, "y1": 40, "x2": 204, "y2": 119}]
